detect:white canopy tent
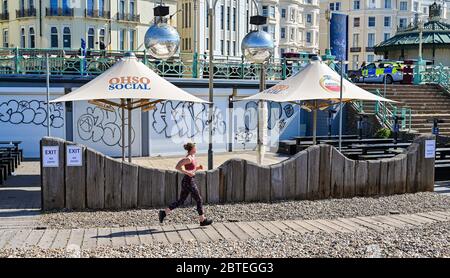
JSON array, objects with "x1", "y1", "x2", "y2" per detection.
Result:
[
  {"x1": 51, "y1": 52, "x2": 208, "y2": 162},
  {"x1": 240, "y1": 57, "x2": 397, "y2": 161}
]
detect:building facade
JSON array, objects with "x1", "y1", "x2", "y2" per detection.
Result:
[
  {"x1": 319, "y1": 0, "x2": 449, "y2": 70},
  {"x1": 0, "y1": 0, "x2": 177, "y2": 51},
  {"x1": 177, "y1": 0, "x2": 320, "y2": 62}
]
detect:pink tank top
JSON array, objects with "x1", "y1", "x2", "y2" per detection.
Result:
[{"x1": 184, "y1": 156, "x2": 197, "y2": 171}]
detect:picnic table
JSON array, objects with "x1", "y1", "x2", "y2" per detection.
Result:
[
  {"x1": 348, "y1": 143, "x2": 411, "y2": 155},
  {"x1": 292, "y1": 135, "x2": 358, "y2": 145},
  {"x1": 0, "y1": 141, "x2": 22, "y2": 149},
  {"x1": 436, "y1": 148, "x2": 450, "y2": 159},
  {"x1": 319, "y1": 138, "x2": 394, "y2": 145}
]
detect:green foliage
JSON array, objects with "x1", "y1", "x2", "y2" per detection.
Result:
[{"x1": 374, "y1": 128, "x2": 393, "y2": 138}]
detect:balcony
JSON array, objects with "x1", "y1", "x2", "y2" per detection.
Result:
[
  {"x1": 350, "y1": 47, "x2": 361, "y2": 52},
  {"x1": 116, "y1": 13, "x2": 140, "y2": 23},
  {"x1": 16, "y1": 8, "x2": 37, "y2": 18},
  {"x1": 46, "y1": 8, "x2": 74, "y2": 17},
  {"x1": 0, "y1": 12, "x2": 9, "y2": 20},
  {"x1": 366, "y1": 47, "x2": 375, "y2": 52},
  {"x1": 85, "y1": 9, "x2": 111, "y2": 19}
]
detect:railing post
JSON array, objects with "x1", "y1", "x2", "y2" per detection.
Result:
[
  {"x1": 143, "y1": 49, "x2": 148, "y2": 66},
  {"x1": 401, "y1": 107, "x2": 406, "y2": 130},
  {"x1": 192, "y1": 52, "x2": 198, "y2": 78},
  {"x1": 14, "y1": 46, "x2": 20, "y2": 74},
  {"x1": 80, "y1": 55, "x2": 84, "y2": 76},
  {"x1": 438, "y1": 63, "x2": 444, "y2": 84},
  {"x1": 282, "y1": 58, "x2": 287, "y2": 80}
]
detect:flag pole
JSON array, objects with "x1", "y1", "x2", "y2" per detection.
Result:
[{"x1": 46, "y1": 54, "x2": 50, "y2": 136}]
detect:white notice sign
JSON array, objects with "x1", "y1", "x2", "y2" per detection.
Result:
[
  {"x1": 425, "y1": 140, "x2": 436, "y2": 159},
  {"x1": 43, "y1": 146, "x2": 59, "y2": 168},
  {"x1": 67, "y1": 146, "x2": 83, "y2": 166}
]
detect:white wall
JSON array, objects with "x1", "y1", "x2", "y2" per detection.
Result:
[{"x1": 0, "y1": 88, "x2": 66, "y2": 158}]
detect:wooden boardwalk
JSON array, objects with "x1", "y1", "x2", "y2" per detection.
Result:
[{"x1": 0, "y1": 210, "x2": 449, "y2": 251}]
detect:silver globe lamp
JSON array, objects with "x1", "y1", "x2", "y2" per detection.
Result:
[
  {"x1": 144, "y1": 5, "x2": 180, "y2": 60},
  {"x1": 241, "y1": 30, "x2": 274, "y2": 64},
  {"x1": 241, "y1": 15, "x2": 274, "y2": 165}
]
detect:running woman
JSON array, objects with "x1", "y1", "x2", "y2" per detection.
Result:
[{"x1": 158, "y1": 143, "x2": 213, "y2": 226}]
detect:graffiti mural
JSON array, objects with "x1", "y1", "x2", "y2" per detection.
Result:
[
  {"x1": 235, "y1": 101, "x2": 297, "y2": 148},
  {"x1": 77, "y1": 106, "x2": 135, "y2": 147},
  {"x1": 151, "y1": 101, "x2": 226, "y2": 139},
  {"x1": 0, "y1": 100, "x2": 64, "y2": 128}
]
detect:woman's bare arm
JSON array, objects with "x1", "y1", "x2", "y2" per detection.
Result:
[{"x1": 175, "y1": 157, "x2": 195, "y2": 176}]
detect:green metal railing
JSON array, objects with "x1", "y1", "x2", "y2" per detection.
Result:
[
  {"x1": 0, "y1": 47, "x2": 309, "y2": 80},
  {"x1": 420, "y1": 63, "x2": 450, "y2": 93}
]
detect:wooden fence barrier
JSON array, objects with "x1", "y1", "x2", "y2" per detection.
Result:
[{"x1": 40, "y1": 134, "x2": 436, "y2": 210}]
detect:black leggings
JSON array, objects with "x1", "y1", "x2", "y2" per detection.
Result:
[{"x1": 169, "y1": 175, "x2": 204, "y2": 215}]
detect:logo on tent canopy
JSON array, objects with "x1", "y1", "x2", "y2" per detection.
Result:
[
  {"x1": 108, "y1": 76, "x2": 151, "y2": 91},
  {"x1": 320, "y1": 75, "x2": 342, "y2": 93},
  {"x1": 263, "y1": 85, "x2": 289, "y2": 95}
]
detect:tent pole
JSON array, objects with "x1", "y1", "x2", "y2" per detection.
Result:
[
  {"x1": 313, "y1": 106, "x2": 317, "y2": 145},
  {"x1": 338, "y1": 59, "x2": 344, "y2": 151},
  {"x1": 121, "y1": 99, "x2": 125, "y2": 162},
  {"x1": 127, "y1": 98, "x2": 132, "y2": 163}
]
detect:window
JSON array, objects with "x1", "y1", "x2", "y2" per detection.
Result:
[
  {"x1": 220, "y1": 5, "x2": 224, "y2": 30},
  {"x1": 281, "y1": 27, "x2": 286, "y2": 39},
  {"x1": 307, "y1": 14, "x2": 312, "y2": 23},
  {"x1": 63, "y1": 27, "x2": 71, "y2": 48},
  {"x1": 88, "y1": 28, "x2": 95, "y2": 49},
  {"x1": 227, "y1": 41, "x2": 230, "y2": 55},
  {"x1": 50, "y1": 27, "x2": 58, "y2": 48},
  {"x1": 290, "y1": 28, "x2": 294, "y2": 40},
  {"x1": 280, "y1": 48, "x2": 285, "y2": 55},
  {"x1": 384, "y1": 33, "x2": 390, "y2": 41},
  {"x1": 354, "y1": 17, "x2": 360, "y2": 27},
  {"x1": 119, "y1": 29, "x2": 125, "y2": 50},
  {"x1": 413, "y1": 1, "x2": 419, "y2": 12},
  {"x1": 384, "y1": 0, "x2": 391, "y2": 9},
  {"x1": 62, "y1": 0, "x2": 70, "y2": 15},
  {"x1": 19, "y1": 0, "x2": 24, "y2": 11},
  {"x1": 290, "y1": 8, "x2": 295, "y2": 21},
  {"x1": 367, "y1": 54, "x2": 374, "y2": 62},
  {"x1": 306, "y1": 32, "x2": 311, "y2": 43},
  {"x1": 87, "y1": 0, "x2": 94, "y2": 17},
  {"x1": 233, "y1": 41, "x2": 236, "y2": 56},
  {"x1": 353, "y1": 33, "x2": 359, "y2": 47},
  {"x1": 3, "y1": 0, "x2": 7, "y2": 15},
  {"x1": 119, "y1": 0, "x2": 125, "y2": 16},
  {"x1": 353, "y1": 0, "x2": 360, "y2": 10},
  {"x1": 269, "y1": 6, "x2": 275, "y2": 18},
  {"x1": 269, "y1": 24, "x2": 275, "y2": 40},
  {"x1": 298, "y1": 29, "x2": 302, "y2": 42},
  {"x1": 368, "y1": 17, "x2": 376, "y2": 27},
  {"x1": 226, "y1": 7, "x2": 230, "y2": 30},
  {"x1": 20, "y1": 27, "x2": 25, "y2": 48},
  {"x1": 400, "y1": 1, "x2": 407, "y2": 11},
  {"x1": 3, "y1": 29, "x2": 8, "y2": 47},
  {"x1": 281, "y1": 9, "x2": 286, "y2": 18},
  {"x1": 329, "y1": 3, "x2": 335, "y2": 11},
  {"x1": 130, "y1": 0, "x2": 135, "y2": 17},
  {"x1": 99, "y1": 0, "x2": 105, "y2": 17},
  {"x1": 233, "y1": 7, "x2": 236, "y2": 31},
  {"x1": 130, "y1": 30, "x2": 135, "y2": 50},
  {"x1": 262, "y1": 6, "x2": 268, "y2": 17},
  {"x1": 369, "y1": 0, "x2": 376, "y2": 8},
  {"x1": 384, "y1": 16, "x2": 391, "y2": 27},
  {"x1": 99, "y1": 29, "x2": 105, "y2": 44},
  {"x1": 368, "y1": 33, "x2": 375, "y2": 47},
  {"x1": 29, "y1": 0, "x2": 34, "y2": 10},
  {"x1": 335, "y1": 2, "x2": 341, "y2": 11},
  {"x1": 399, "y1": 18, "x2": 407, "y2": 28},
  {"x1": 50, "y1": 0, "x2": 58, "y2": 15},
  {"x1": 220, "y1": 40, "x2": 224, "y2": 55},
  {"x1": 423, "y1": 7, "x2": 427, "y2": 14},
  {"x1": 206, "y1": 38, "x2": 208, "y2": 50},
  {"x1": 352, "y1": 55, "x2": 359, "y2": 70},
  {"x1": 29, "y1": 27, "x2": 35, "y2": 48}
]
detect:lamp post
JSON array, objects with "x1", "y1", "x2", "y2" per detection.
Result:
[
  {"x1": 322, "y1": 9, "x2": 335, "y2": 63},
  {"x1": 241, "y1": 14, "x2": 274, "y2": 165},
  {"x1": 207, "y1": 0, "x2": 262, "y2": 169},
  {"x1": 414, "y1": 18, "x2": 425, "y2": 84}
]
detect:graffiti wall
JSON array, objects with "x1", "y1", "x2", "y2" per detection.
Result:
[
  {"x1": 0, "y1": 90, "x2": 66, "y2": 158},
  {"x1": 149, "y1": 97, "x2": 228, "y2": 155},
  {"x1": 73, "y1": 101, "x2": 141, "y2": 157}
]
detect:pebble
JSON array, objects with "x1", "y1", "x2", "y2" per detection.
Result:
[
  {"x1": 39, "y1": 192, "x2": 450, "y2": 229},
  {"x1": 1, "y1": 221, "x2": 449, "y2": 258}
]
